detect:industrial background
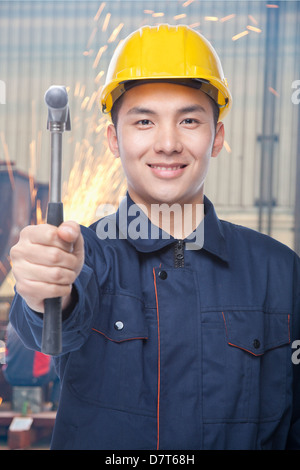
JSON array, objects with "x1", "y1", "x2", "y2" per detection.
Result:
[{"x1": 0, "y1": 0, "x2": 300, "y2": 447}]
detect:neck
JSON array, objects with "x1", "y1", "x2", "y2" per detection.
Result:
[
  {"x1": 128, "y1": 191, "x2": 205, "y2": 239},
  {"x1": 149, "y1": 202, "x2": 204, "y2": 239}
]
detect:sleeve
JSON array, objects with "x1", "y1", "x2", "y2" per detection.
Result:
[
  {"x1": 286, "y1": 253, "x2": 300, "y2": 449},
  {"x1": 9, "y1": 225, "x2": 101, "y2": 355}
]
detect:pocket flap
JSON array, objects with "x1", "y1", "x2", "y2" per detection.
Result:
[
  {"x1": 222, "y1": 310, "x2": 290, "y2": 356},
  {"x1": 92, "y1": 293, "x2": 148, "y2": 342}
]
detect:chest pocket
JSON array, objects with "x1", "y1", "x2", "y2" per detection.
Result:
[
  {"x1": 67, "y1": 293, "x2": 157, "y2": 417},
  {"x1": 202, "y1": 310, "x2": 291, "y2": 422}
]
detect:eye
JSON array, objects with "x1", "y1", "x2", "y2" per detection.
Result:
[
  {"x1": 137, "y1": 119, "x2": 153, "y2": 126},
  {"x1": 181, "y1": 118, "x2": 199, "y2": 125}
]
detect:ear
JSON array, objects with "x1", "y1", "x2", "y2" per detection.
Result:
[
  {"x1": 211, "y1": 121, "x2": 225, "y2": 158},
  {"x1": 107, "y1": 123, "x2": 120, "y2": 158}
]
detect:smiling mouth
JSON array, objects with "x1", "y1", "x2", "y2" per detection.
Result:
[{"x1": 148, "y1": 164, "x2": 187, "y2": 171}]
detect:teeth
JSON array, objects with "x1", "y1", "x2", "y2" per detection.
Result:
[{"x1": 150, "y1": 165, "x2": 183, "y2": 171}]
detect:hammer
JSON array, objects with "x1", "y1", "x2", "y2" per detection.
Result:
[{"x1": 41, "y1": 86, "x2": 71, "y2": 356}]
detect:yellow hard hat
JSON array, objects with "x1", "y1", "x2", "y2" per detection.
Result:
[{"x1": 100, "y1": 24, "x2": 232, "y2": 121}]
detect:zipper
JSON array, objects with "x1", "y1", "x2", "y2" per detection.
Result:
[{"x1": 174, "y1": 240, "x2": 185, "y2": 268}]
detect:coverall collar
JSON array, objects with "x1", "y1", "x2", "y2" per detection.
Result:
[{"x1": 115, "y1": 193, "x2": 229, "y2": 262}]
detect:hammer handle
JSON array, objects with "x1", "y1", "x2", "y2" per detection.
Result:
[{"x1": 41, "y1": 202, "x2": 64, "y2": 355}]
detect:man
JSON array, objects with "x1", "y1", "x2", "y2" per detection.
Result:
[{"x1": 9, "y1": 24, "x2": 300, "y2": 449}]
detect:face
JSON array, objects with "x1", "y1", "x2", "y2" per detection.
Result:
[{"x1": 107, "y1": 82, "x2": 224, "y2": 210}]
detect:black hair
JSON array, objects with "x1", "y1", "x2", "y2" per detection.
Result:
[{"x1": 111, "y1": 89, "x2": 220, "y2": 130}]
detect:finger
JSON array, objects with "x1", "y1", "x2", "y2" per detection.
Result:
[
  {"x1": 15, "y1": 262, "x2": 77, "y2": 286},
  {"x1": 15, "y1": 278, "x2": 72, "y2": 304},
  {"x1": 20, "y1": 224, "x2": 72, "y2": 252},
  {"x1": 58, "y1": 222, "x2": 84, "y2": 273},
  {"x1": 22, "y1": 246, "x2": 79, "y2": 270},
  {"x1": 57, "y1": 221, "x2": 81, "y2": 245}
]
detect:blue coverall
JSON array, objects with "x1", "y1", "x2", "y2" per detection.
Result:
[{"x1": 9, "y1": 195, "x2": 300, "y2": 449}]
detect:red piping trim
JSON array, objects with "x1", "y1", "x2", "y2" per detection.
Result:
[
  {"x1": 153, "y1": 268, "x2": 161, "y2": 451},
  {"x1": 222, "y1": 311, "x2": 291, "y2": 356},
  {"x1": 91, "y1": 328, "x2": 147, "y2": 343},
  {"x1": 226, "y1": 341, "x2": 264, "y2": 357}
]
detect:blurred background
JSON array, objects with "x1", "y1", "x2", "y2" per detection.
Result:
[{"x1": 0, "y1": 0, "x2": 299, "y2": 448}]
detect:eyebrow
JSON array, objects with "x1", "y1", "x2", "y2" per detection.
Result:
[
  {"x1": 177, "y1": 105, "x2": 207, "y2": 114},
  {"x1": 126, "y1": 106, "x2": 157, "y2": 116},
  {"x1": 126, "y1": 104, "x2": 207, "y2": 116}
]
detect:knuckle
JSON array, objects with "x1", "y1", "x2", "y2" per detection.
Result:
[
  {"x1": 50, "y1": 267, "x2": 64, "y2": 283},
  {"x1": 49, "y1": 248, "x2": 62, "y2": 265},
  {"x1": 19, "y1": 225, "x2": 30, "y2": 239},
  {"x1": 15, "y1": 279, "x2": 31, "y2": 299},
  {"x1": 14, "y1": 280, "x2": 24, "y2": 297},
  {"x1": 63, "y1": 284, "x2": 73, "y2": 297},
  {"x1": 9, "y1": 244, "x2": 17, "y2": 261},
  {"x1": 19, "y1": 224, "x2": 36, "y2": 241},
  {"x1": 49, "y1": 283, "x2": 71, "y2": 298},
  {"x1": 69, "y1": 254, "x2": 80, "y2": 272}
]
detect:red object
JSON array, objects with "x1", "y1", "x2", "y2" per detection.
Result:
[{"x1": 33, "y1": 352, "x2": 51, "y2": 378}]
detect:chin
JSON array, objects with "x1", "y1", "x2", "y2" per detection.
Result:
[{"x1": 150, "y1": 192, "x2": 186, "y2": 206}]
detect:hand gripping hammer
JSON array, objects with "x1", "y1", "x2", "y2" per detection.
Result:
[{"x1": 42, "y1": 86, "x2": 71, "y2": 356}]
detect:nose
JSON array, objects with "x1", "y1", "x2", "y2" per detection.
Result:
[{"x1": 153, "y1": 124, "x2": 183, "y2": 155}]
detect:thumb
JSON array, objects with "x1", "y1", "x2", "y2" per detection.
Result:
[
  {"x1": 57, "y1": 221, "x2": 81, "y2": 244},
  {"x1": 58, "y1": 221, "x2": 84, "y2": 275}
]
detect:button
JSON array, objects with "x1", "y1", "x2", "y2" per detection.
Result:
[
  {"x1": 114, "y1": 321, "x2": 124, "y2": 331},
  {"x1": 158, "y1": 270, "x2": 168, "y2": 280},
  {"x1": 253, "y1": 339, "x2": 260, "y2": 349}
]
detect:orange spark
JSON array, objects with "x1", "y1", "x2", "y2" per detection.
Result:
[
  {"x1": 93, "y1": 45, "x2": 108, "y2": 69},
  {"x1": 220, "y1": 14, "x2": 236, "y2": 23},
  {"x1": 79, "y1": 84, "x2": 86, "y2": 99},
  {"x1": 205, "y1": 16, "x2": 218, "y2": 22},
  {"x1": 102, "y1": 13, "x2": 111, "y2": 31},
  {"x1": 232, "y1": 30, "x2": 249, "y2": 41},
  {"x1": 94, "y1": 2, "x2": 106, "y2": 21},
  {"x1": 87, "y1": 91, "x2": 98, "y2": 111},
  {"x1": 183, "y1": 0, "x2": 195, "y2": 6},
  {"x1": 86, "y1": 26, "x2": 97, "y2": 49},
  {"x1": 174, "y1": 14, "x2": 187, "y2": 20},
  {"x1": 81, "y1": 96, "x2": 90, "y2": 110},
  {"x1": 248, "y1": 14, "x2": 258, "y2": 25},
  {"x1": 269, "y1": 87, "x2": 280, "y2": 97},
  {"x1": 189, "y1": 22, "x2": 200, "y2": 28},
  {"x1": 247, "y1": 25, "x2": 262, "y2": 33},
  {"x1": 74, "y1": 81, "x2": 81, "y2": 97},
  {"x1": 36, "y1": 200, "x2": 43, "y2": 225},
  {"x1": 108, "y1": 23, "x2": 124, "y2": 43},
  {"x1": 223, "y1": 140, "x2": 232, "y2": 153},
  {"x1": 95, "y1": 70, "x2": 104, "y2": 84}
]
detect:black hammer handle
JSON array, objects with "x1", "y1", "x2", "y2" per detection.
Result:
[{"x1": 41, "y1": 202, "x2": 64, "y2": 355}]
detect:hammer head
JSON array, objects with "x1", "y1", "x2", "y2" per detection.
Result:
[{"x1": 45, "y1": 86, "x2": 71, "y2": 130}]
